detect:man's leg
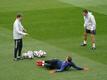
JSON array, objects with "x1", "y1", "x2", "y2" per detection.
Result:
[
  {"x1": 18, "y1": 39, "x2": 23, "y2": 58},
  {"x1": 45, "y1": 59, "x2": 59, "y2": 69},
  {"x1": 91, "y1": 34, "x2": 96, "y2": 49},
  {"x1": 81, "y1": 32, "x2": 88, "y2": 46},
  {"x1": 36, "y1": 59, "x2": 59, "y2": 69},
  {"x1": 14, "y1": 40, "x2": 18, "y2": 60},
  {"x1": 45, "y1": 59, "x2": 59, "y2": 64},
  {"x1": 84, "y1": 32, "x2": 88, "y2": 44}
]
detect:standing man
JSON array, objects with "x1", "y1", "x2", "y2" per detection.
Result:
[
  {"x1": 81, "y1": 9, "x2": 96, "y2": 50},
  {"x1": 13, "y1": 14, "x2": 28, "y2": 61}
]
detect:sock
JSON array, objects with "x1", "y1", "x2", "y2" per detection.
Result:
[
  {"x1": 92, "y1": 43, "x2": 96, "y2": 48},
  {"x1": 84, "y1": 40, "x2": 87, "y2": 44},
  {"x1": 42, "y1": 61, "x2": 45, "y2": 66}
]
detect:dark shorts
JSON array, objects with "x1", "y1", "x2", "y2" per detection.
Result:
[
  {"x1": 45, "y1": 59, "x2": 59, "y2": 69},
  {"x1": 85, "y1": 29, "x2": 96, "y2": 35}
]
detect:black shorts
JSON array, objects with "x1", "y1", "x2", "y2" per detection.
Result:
[
  {"x1": 45, "y1": 59, "x2": 59, "y2": 69},
  {"x1": 85, "y1": 29, "x2": 96, "y2": 35}
]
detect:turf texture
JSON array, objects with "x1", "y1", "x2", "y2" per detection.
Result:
[{"x1": 0, "y1": 0, "x2": 107, "y2": 80}]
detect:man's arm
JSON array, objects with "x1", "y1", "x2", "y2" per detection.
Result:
[
  {"x1": 50, "y1": 63, "x2": 65, "y2": 73},
  {"x1": 70, "y1": 62, "x2": 84, "y2": 70},
  {"x1": 90, "y1": 15, "x2": 96, "y2": 31},
  {"x1": 49, "y1": 62, "x2": 88, "y2": 73},
  {"x1": 15, "y1": 23, "x2": 27, "y2": 35},
  {"x1": 55, "y1": 62, "x2": 67, "y2": 72},
  {"x1": 55, "y1": 65, "x2": 65, "y2": 72},
  {"x1": 19, "y1": 22, "x2": 27, "y2": 32},
  {"x1": 84, "y1": 17, "x2": 87, "y2": 28}
]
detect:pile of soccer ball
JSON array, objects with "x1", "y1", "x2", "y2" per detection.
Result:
[{"x1": 22, "y1": 50, "x2": 47, "y2": 59}]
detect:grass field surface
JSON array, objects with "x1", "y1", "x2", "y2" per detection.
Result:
[{"x1": 0, "y1": 0, "x2": 107, "y2": 80}]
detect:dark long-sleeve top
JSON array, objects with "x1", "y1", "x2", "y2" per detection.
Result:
[{"x1": 56, "y1": 61, "x2": 84, "y2": 72}]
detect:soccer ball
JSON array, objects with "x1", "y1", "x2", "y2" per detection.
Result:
[
  {"x1": 27, "y1": 51, "x2": 34, "y2": 59},
  {"x1": 22, "y1": 51, "x2": 34, "y2": 59},
  {"x1": 34, "y1": 50, "x2": 46, "y2": 57}
]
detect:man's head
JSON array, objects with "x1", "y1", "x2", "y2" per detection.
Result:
[
  {"x1": 66, "y1": 56, "x2": 72, "y2": 62},
  {"x1": 16, "y1": 14, "x2": 22, "y2": 21},
  {"x1": 83, "y1": 9, "x2": 88, "y2": 16}
]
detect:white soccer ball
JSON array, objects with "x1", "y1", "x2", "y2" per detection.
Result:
[
  {"x1": 34, "y1": 50, "x2": 47, "y2": 57},
  {"x1": 22, "y1": 53, "x2": 28, "y2": 58},
  {"x1": 27, "y1": 51, "x2": 34, "y2": 59}
]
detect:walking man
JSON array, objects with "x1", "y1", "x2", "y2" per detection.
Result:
[
  {"x1": 81, "y1": 9, "x2": 96, "y2": 50},
  {"x1": 13, "y1": 14, "x2": 28, "y2": 61}
]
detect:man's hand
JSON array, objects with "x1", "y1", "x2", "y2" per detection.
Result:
[
  {"x1": 49, "y1": 70, "x2": 56, "y2": 74},
  {"x1": 83, "y1": 67, "x2": 89, "y2": 71},
  {"x1": 23, "y1": 29, "x2": 27, "y2": 33},
  {"x1": 24, "y1": 33, "x2": 29, "y2": 36}
]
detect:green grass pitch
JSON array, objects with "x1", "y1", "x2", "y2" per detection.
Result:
[{"x1": 0, "y1": 0, "x2": 107, "y2": 80}]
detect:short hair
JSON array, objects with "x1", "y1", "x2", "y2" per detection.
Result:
[
  {"x1": 83, "y1": 9, "x2": 88, "y2": 13},
  {"x1": 67, "y1": 56, "x2": 72, "y2": 62},
  {"x1": 16, "y1": 14, "x2": 22, "y2": 18}
]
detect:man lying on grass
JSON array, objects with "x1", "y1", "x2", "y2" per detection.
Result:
[{"x1": 36, "y1": 56, "x2": 88, "y2": 73}]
